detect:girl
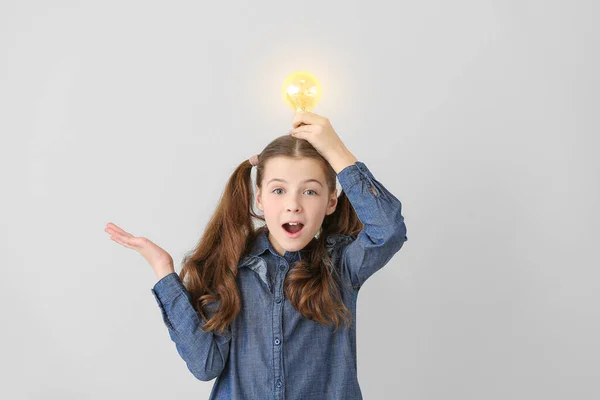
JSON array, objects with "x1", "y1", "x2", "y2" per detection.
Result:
[{"x1": 104, "y1": 111, "x2": 408, "y2": 399}]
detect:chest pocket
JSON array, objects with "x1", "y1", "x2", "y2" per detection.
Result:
[{"x1": 239, "y1": 256, "x2": 272, "y2": 293}]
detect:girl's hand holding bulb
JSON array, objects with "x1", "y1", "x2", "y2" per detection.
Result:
[
  {"x1": 104, "y1": 222, "x2": 175, "y2": 280},
  {"x1": 289, "y1": 111, "x2": 358, "y2": 174}
]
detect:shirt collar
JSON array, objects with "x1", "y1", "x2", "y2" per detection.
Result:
[{"x1": 248, "y1": 226, "x2": 311, "y2": 261}]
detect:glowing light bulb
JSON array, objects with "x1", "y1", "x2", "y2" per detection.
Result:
[{"x1": 281, "y1": 71, "x2": 322, "y2": 112}]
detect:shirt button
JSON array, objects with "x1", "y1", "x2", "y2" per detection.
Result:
[
  {"x1": 275, "y1": 338, "x2": 280, "y2": 345},
  {"x1": 276, "y1": 380, "x2": 282, "y2": 388},
  {"x1": 279, "y1": 265, "x2": 285, "y2": 271},
  {"x1": 276, "y1": 297, "x2": 282, "y2": 303}
]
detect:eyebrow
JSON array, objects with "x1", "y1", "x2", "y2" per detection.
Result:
[{"x1": 267, "y1": 178, "x2": 323, "y2": 187}]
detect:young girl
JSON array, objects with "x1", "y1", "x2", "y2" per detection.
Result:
[{"x1": 105, "y1": 111, "x2": 408, "y2": 399}]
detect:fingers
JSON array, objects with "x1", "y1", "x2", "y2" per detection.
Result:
[
  {"x1": 105, "y1": 222, "x2": 139, "y2": 250},
  {"x1": 292, "y1": 111, "x2": 322, "y2": 129},
  {"x1": 289, "y1": 124, "x2": 314, "y2": 139},
  {"x1": 105, "y1": 222, "x2": 129, "y2": 235},
  {"x1": 110, "y1": 235, "x2": 137, "y2": 250},
  {"x1": 105, "y1": 225, "x2": 130, "y2": 239}
]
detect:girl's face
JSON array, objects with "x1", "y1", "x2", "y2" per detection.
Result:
[{"x1": 256, "y1": 156, "x2": 338, "y2": 256}]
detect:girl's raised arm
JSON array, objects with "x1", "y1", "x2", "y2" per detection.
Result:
[
  {"x1": 335, "y1": 162, "x2": 408, "y2": 289},
  {"x1": 287, "y1": 112, "x2": 408, "y2": 290}
]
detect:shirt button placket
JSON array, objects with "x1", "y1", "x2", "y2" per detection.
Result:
[{"x1": 273, "y1": 260, "x2": 287, "y2": 398}]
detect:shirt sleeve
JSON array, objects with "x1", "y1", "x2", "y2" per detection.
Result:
[
  {"x1": 335, "y1": 161, "x2": 408, "y2": 289},
  {"x1": 150, "y1": 272, "x2": 231, "y2": 381}
]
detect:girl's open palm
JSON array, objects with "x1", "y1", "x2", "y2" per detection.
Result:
[{"x1": 105, "y1": 222, "x2": 174, "y2": 278}]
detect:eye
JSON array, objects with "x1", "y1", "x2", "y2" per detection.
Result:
[{"x1": 271, "y1": 188, "x2": 318, "y2": 196}]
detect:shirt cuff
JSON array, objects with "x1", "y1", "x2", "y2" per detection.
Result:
[
  {"x1": 150, "y1": 271, "x2": 185, "y2": 305},
  {"x1": 336, "y1": 161, "x2": 374, "y2": 191}
]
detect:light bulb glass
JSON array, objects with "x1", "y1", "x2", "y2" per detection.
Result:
[{"x1": 281, "y1": 71, "x2": 322, "y2": 112}]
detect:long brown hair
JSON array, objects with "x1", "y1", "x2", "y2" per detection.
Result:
[{"x1": 179, "y1": 135, "x2": 363, "y2": 335}]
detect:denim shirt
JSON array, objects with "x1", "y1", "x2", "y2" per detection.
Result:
[{"x1": 150, "y1": 161, "x2": 408, "y2": 400}]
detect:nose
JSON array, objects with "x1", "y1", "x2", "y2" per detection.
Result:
[
  {"x1": 285, "y1": 195, "x2": 302, "y2": 213},
  {"x1": 287, "y1": 205, "x2": 301, "y2": 213}
]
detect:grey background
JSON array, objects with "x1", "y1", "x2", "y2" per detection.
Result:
[{"x1": 1, "y1": 1, "x2": 598, "y2": 399}]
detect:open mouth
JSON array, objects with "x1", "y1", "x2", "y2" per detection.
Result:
[{"x1": 282, "y1": 222, "x2": 304, "y2": 235}]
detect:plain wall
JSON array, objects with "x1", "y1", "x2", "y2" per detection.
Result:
[{"x1": 1, "y1": 0, "x2": 598, "y2": 399}]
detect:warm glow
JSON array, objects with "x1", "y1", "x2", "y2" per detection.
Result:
[{"x1": 281, "y1": 71, "x2": 322, "y2": 112}]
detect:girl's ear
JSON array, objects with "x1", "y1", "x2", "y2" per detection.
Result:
[
  {"x1": 255, "y1": 186, "x2": 264, "y2": 211},
  {"x1": 325, "y1": 189, "x2": 338, "y2": 216}
]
